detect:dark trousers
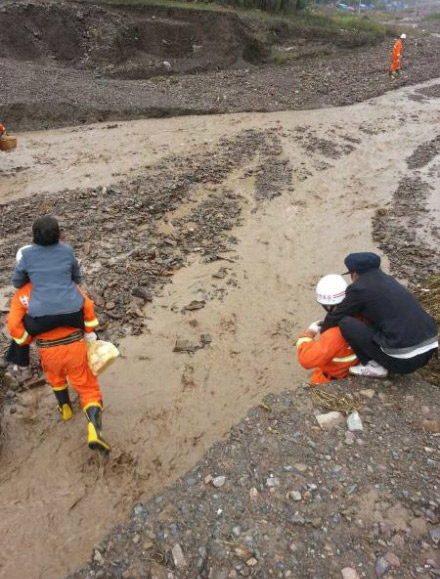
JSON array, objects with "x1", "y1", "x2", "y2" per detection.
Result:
[
  {"x1": 339, "y1": 316, "x2": 436, "y2": 375},
  {"x1": 5, "y1": 311, "x2": 84, "y2": 367}
]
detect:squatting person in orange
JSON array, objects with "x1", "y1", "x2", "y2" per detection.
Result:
[
  {"x1": 7, "y1": 282, "x2": 111, "y2": 453},
  {"x1": 390, "y1": 33, "x2": 406, "y2": 79},
  {"x1": 296, "y1": 275, "x2": 358, "y2": 385}
]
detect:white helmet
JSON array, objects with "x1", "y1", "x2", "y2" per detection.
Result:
[
  {"x1": 16, "y1": 244, "x2": 32, "y2": 263},
  {"x1": 316, "y1": 274, "x2": 347, "y2": 305},
  {"x1": 400, "y1": 33, "x2": 406, "y2": 39}
]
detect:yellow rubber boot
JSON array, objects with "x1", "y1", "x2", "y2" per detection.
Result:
[
  {"x1": 84, "y1": 403, "x2": 110, "y2": 454},
  {"x1": 53, "y1": 386, "x2": 73, "y2": 421}
]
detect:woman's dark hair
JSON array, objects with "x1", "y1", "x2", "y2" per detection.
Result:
[{"x1": 32, "y1": 216, "x2": 60, "y2": 246}]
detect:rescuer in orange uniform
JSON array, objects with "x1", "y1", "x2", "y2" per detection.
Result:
[
  {"x1": 7, "y1": 282, "x2": 111, "y2": 453},
  {"x1": 390, "y1": 34, "x2": 406, "y2": 79},
  {"x1": 296, "y1": 275, "x2": 358, "y2": 385}
]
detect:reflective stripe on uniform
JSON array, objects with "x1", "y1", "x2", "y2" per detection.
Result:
[
  {"x1": 332, "y1": 354, "x2": 358, "y2": 363},
  {"x1": 296, "y1": 337, "x2": 313, "y2": 348},
  {"x1": 84, "y1": 318, "x2": 99, "y2": 328},
  {"x1": 13, "y1": 330, "x2": 29, "y2": 345}
]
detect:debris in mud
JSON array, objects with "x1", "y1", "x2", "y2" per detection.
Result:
[
  {"x1": 173, "y1": 334, "x2": 212, "y2": 353},
  {"x1": 417, "y1": 84, "x2": 440, "y2": 99},
  {"x1": 406, "y1": 136, "x2": 440, "y2": 170},
  {"x1": 372, "y1": 176, "x2": 440, "y2": 283},
  {"x1": 183, "y1": 299, "x2": 206, "y2": 312},
  {"x1": 0, "y1": 129, "x2": 291, "y2": 353},
  {"x1": 71, "y1": 375, "x2": 440, "y2": 579}
]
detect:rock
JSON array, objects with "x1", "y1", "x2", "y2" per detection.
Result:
[
  {"x1": 246, "y1": 558, "x2": 258, "y2": 567},
  {"x1": 345, "y1": 431, "x2": 355, "y2": 445},
  {"x1": 172, "y1": 544, "x2": 187, "y2": 569},
  {"x1": 421, "y1": 420, "x2": 440, "y2": 434},
  {"x1": 384, "y1": 552, "x2": 400, "y2": 568},
  {"x1": 316, "y1": 411, "x2": 344, "y2": 430},
  {"x1": 234, "y1": 546, "x2": 252, "y2": 559},
  {"x1": 249, "y1": 488, "x2": 259, "y2": 502},
  {"x1": 105, "y1": 301, "x2": 116, "y2": 310},
  {"x1": 266, "y1": 476, "x2": 280, "y2": 488},
  {"x1": 294, "y1": 463, "x2": 308, "y2": 473},
  {"x1": 375, "y1": 556, "x2": 391, "y2": 578},
  {"x1": 430, "y1": 527, "x2": 440, "y2": 545},
  {"x1": 359, "y1": 389, "x2": 375, "y2": 399},
  {"x1": 288, "y1": 491, "x2": 302, "y2": 502},
  {"x1": 213, "y1": 476, "x2": 226, "y2": 488},
  {"x1": 200, "y1": 333, "x2": 212, "y2": 346},
  {"x1": 291, "y1": 513, "x2": 305, "y2": 525},
  {"x1": 132, "y1": 286, "x2": 153, "y2": 302},
  {"x1": 93, "y1": 550, "x2": 104, "y2": 565},
  {"x1": 173, "y1": 338, "x2": 197, "y2": 353},
  {"x1": 232, "y1": 526, "x2": 241, "y2": 538},
  {"x1": 347, "y1": 411, "x2": 363, "y2": 432},
  {"x1": 163, "y1": 60, "x2": 172, "y2": 70},
  {"x1": 341, "y1": 568, "x2": 360, "y2": 579}
]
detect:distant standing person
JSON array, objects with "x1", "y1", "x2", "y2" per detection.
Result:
[{"x1": 390, "y1": 33, "x2": 406, "y2": 79}]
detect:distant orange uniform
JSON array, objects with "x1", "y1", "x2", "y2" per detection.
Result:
[
  {"x1": 390, "y1": 39, "x2": 402, "y2": 73},
  {"x1": 297, "y1": 327, "x2": 358, "y2": 385},
  {"x1": 7, "y1": 282, "x2": 101, "y2": 408}
]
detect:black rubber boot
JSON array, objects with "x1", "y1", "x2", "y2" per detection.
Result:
[
  {"x1": 84, "y1": 404, "x2": 110, "y2": 453},
  {"x1": 53, "y1": 387, "x2": 73, "y2": 421}
]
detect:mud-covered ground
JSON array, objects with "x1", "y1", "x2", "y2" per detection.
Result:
[{"x1": 2, "y1": 1, "x2": 440, "y2": 130}]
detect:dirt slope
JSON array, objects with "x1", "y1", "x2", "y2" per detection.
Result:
[
  {"x1": 2, "y1": 1, "x2": 440, "y2": 130},
  {"x1": 0, "y1": 79, "x2": 439, "y2": 579}
]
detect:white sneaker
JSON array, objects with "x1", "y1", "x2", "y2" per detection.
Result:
[{"x1": 349, "y1": 361, "x2": 388, "y2": 378}]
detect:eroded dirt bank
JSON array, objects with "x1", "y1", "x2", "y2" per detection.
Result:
[
  {"x1": 0, "y1": 80, "x2": 439, "y2": 579},
  {"x1": 1, "y1": 1, "x2": 440, "y2": 130}
]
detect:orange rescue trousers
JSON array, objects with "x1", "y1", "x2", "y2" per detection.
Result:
[{"x1": 39, "y1": 339, "x2": 102, "y2": 408}]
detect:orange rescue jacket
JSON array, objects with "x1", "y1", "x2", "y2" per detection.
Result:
[
  {"x1": 297, "y1": 327, "x2": 358, "y2": 385},
  {"x1": 7, "y1": 282, "x2": 98, "y2": 345},
  {"x1": 390, "y1": 39, "x2": 402, "y2": 72}
]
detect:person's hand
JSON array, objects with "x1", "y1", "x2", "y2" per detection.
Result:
[
  {"x1": 85, "y1": 332, "x2": 98, "y2": 343},
  {"x1": 308, "y1": 320, "x2": 323, "y2": 334},
  {"x1": 300, "y1": 328, "x2": 317, "y2": 339}
]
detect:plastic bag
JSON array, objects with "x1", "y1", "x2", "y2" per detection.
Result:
[{"x1": 87, "y1": 340, "x2": 120, "y2": 376}]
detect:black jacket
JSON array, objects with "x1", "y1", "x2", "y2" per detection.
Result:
[{"x1": 321, "y1": 269, "x2": 438, "y2": 355}]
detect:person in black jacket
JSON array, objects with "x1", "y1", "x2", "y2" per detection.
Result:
[{"x1": 320, "y1": 252, "x2": 438, "y2": 378}]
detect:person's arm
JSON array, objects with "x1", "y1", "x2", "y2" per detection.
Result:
[
  {"x1": 11, "y1": 255, "x2": 30, "y2": 288},
  {"x1": 78, "y1": 287, "x2": 99, "y2": 334},
  {"x1": 71, "y1": 248, "x2": 82, "y2": 284},
  {"x1": 7, "y1": 291, "x2": 32, "y2": 345},
  {"x1": 320, "y1": 284, "x2": 363, "y2": 333},
  {"x1": 296, "y1": 329, "x2": 335, "y2": 370}
]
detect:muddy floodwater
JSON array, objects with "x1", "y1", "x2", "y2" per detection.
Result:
[{"x1": 0, "y1": 79, "x2": 439, "y2": 578}]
